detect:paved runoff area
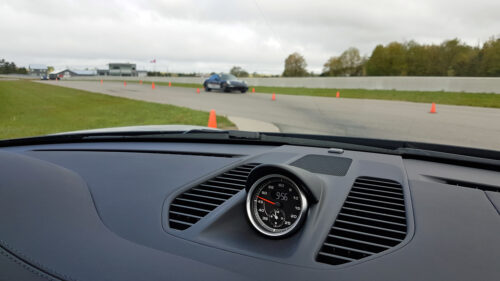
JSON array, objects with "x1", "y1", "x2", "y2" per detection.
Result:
[{"x1": 40, "y1": 80, "x2": 500, "y2": 151}]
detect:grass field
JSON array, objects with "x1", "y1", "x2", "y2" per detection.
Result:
[
  {"x1": 0, "y1": 80, "x2": 234, "y2": 139},
  {"x1": 113, "y1": 80, "x2": 500, "y2": 109}
]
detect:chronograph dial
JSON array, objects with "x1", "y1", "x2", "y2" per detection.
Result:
[{"x1": 246, "y1": 174, "x2": 308, "y2": 238}]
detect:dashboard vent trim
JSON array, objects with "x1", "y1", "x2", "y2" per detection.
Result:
[
  {"x1": 316, "y1": 176, "x2": 407, "y2": 266},
  {"x1": 169, "y1": 163, "x2": 260, "y2": 230}
]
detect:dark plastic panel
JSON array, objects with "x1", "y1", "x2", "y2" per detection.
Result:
[
  {"x1": 0, "y1": 151, "x2": 251, "y2": 281},
  {"x1": 0, "y1": 247, "x2": 60, "y2": 281},
  {"x1": 290, "y1": 154, "x2": 352, "y2": 176},
  {"x1": 0, "y1": 143, "x2": 498, "y2": 281}
]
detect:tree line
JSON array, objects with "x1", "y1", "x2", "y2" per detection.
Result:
[
  {"x1": 281, "y1": 37, "x2": 500, "y2": 77},
  {"x1": 0, "y1": 59, "x2": 28, "y2": 74}
]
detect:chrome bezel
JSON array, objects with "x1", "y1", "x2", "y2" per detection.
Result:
[{"x1": 246, "y1": 174, "x2": 308, "y2": 238}]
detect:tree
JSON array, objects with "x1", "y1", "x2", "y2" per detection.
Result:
[
  {"x1": 437, "y1": 39, "x2": 476, "y2": 76},
  {"x1": 365, "y1": 45, "x2": 387, "y2": 75},
  {"x1": 339, "y1": 47, "x2": 362, "y2": 76},
  {"x1": 282, "y1": 52, "x2": 308, "y2": 77},
  {"x1": 478, "y1": 38, "x2": 500, "y2": 76},
  {"x1": 0, "y1": 59, "x2": 17, "y2": 74},
  {"x1": 385, "y1": 42, "x2": 408, "y2": 75},
  {"x1": 229, "y1": 66, "x2": 249, "y2": 77},
  {"x1": 47, "y1": 66, "x2": 54, "y2": 73},
  {"x1": 405, "y1": 41, "x2": 430, "y2": 76},
  {"x1": 16, "y1": 67, "x2": 28, "y2": 74},
  {"x1": 366, "y1": 42, "x2": 407, "y2": 75},
  {"x1": 322, "y1": 57, "x2": 343, "y2": 76},
  {"x1": 323, "y1": 47, "x2": 363, "y2": 76}
]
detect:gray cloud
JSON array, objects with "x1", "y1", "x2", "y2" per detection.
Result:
[{"x1": 1, "y1": 0, "x2": 499, "y2": 74}]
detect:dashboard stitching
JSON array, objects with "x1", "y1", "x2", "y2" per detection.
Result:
[
  {"x1": 484, "y1": 191, "x2": 500, "y2": 215},
  {"x1": 0, "y1": 246, "x2": 60, "y2": 281},
  {"x1": 0, "y1": 239, "x2": 78, "y2": 281}
]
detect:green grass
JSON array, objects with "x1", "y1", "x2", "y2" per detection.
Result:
[
  {"x1": 251, "y1": 86, "x2": 500, "y2": 108},
  {"x1": 124, "y1": 80, "x2": 500, "y2": 109},
  {"x1": 0, "y1": 80, "x2": 234, "y2": 139}
]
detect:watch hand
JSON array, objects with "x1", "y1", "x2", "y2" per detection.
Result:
[{"x1": 257, "y1": 196, "x2": 276, "y2": 205}]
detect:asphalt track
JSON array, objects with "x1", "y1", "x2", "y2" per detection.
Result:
[{"x1": 41, "y1": 80, "x2": 500, "y2": 150}]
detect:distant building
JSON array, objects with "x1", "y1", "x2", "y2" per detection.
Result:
[
  {"x1": 109, "y1": 63, "x2": 137, "y2": 76},
  {"x1": 50, "y1": 69, "x2": 96, "y2": 78},
  {"x1": 137, "y1": 70, "x2": 148, "y2": 77},
  {"x1": 97, "y1": 69, "x2": 109, "y2": 76},
  {"x1": 29, "y1": 64, "x2": 48, "y2": 76}
]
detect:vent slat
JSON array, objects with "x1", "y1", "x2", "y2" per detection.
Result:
[
  {"x1": 335, "y1": 219, "x2": 407, "y2": 235},
  {"x1": 354, "y1": 181, "x2": 403, "y2": 192},
  {"x1": 213, "y1": 176, "x2": 247, "y2": 183},
  {"x1": 191, "y1": 188, "x2": 234, "y2": 197},
  {"x1": 222, "y1": 172, "x2": 249, "y2": 179},
  {"x1": 343, "y1": 201, "x2": 406, "y2": 217},
  {"x1": 170, "y1": 203, "x2": 211, "y2": 214},
  {"x1": 183, "y1": 192, "x2": 227, "y2": 203},
  {"x1": 169, "y1": 219, "x2": 194, "y2": 226},
  {"x1": 175, "y1": 197, "x2": 220, "y2": 207},
  {"x1": 317, "y1": 251, "x2": 355, "y2": 262},
  {"x1": 346, "y1": 196, "x2": 405, "y2": 209},
  {"x1": 322, "y1": 242, "x2": 376, "y2": 255},
  {"x1": 327, "y1": 235, "x2": 391, "y2": 250},
  {"x1": 332, "y1": 227, "x2": 404, "y2": 243},
  {"x1": 224, "y1": 171, "x2": 250, "y2": 176},
  {"x1": 355, "y1": 177, "x2": 402, "y2": 187},
  {"x1": 338, "y1": 213, "x2": 406, "y2": 228},
  {"x1": 352, "y1": 185, "x2": 403, "y2": 196},
  {"x1": 198, "y1": 184, "x2": 241, "y2": 193},
  {"x1": 169, "y1": 163, "x2": 260, "y2": 230},
  {"x1": 341, "y1": 206, "x2": 406, "y2": 221},
  {"x1": 317, "y1": 177, "x2": 407, "y2": 266},
  {"x1": 205, "y1": 180, "x2": 245, "y2": 188},
  {"x1": 234, "y1": 165, "x2": 254, "y2": 170},
  {"x1": 349, "y1": 190, "x2": 404, "y2": 202},
  {"x1": 169, "y1": 211, "x2": 203, "y2": 219},
  {"x1": 233, "y1": 167, "x2": 254, "y2": 171}
]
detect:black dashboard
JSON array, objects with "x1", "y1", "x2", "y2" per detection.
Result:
[{"x1": 0, "y1": 141, "x2": 499, "y2": 281}]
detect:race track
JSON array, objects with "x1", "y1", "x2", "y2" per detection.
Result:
[{"x1": 41, "y1": 80, "x2": 500, "y2": 150}]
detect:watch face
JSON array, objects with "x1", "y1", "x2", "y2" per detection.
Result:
[{"x1": 247, "y1": 174, "x2": 308, "y2": 238}]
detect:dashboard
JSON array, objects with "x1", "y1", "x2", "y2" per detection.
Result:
[{"x1": 0, "y1": 141, "x2": 499, "y2": 281}]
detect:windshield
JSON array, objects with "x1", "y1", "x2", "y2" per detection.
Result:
[
  {"x1": 0, "y1": 0, "x2": 499, "y2": 151},
  {"x1": 221, "y1": 74, "x2": 237, "y2": 81}
]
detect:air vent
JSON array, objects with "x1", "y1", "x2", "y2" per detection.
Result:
[
  {"x1": 169, "y1": 163, "x2": 260, "y2": 230},
  {"x1": 317, "y1": 177, "x2": 407, "y2": 266}
]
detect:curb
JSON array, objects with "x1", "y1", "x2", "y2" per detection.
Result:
[{"x1": 228, "y1": 116, "x2": 280, "y2": 133}]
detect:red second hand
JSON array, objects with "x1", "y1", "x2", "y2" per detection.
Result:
[{"x1": 257, "y1": 196, "x2": 276, "y2": 205}]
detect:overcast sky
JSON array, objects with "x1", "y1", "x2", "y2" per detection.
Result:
[{"x1": 1, "y1": 0, "x2": 499, "y2": 74}]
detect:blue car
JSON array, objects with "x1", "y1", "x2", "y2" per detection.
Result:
[{"x1": 203, "y1": 73, "x2": 248, "y2": 93}]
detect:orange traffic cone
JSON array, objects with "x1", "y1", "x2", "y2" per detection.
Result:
[
  {"x1": 139, "y1": 80, "x2": 143, "y2": 85},
  {"x1": 429, "y1": 102, "x2": 437, "y2": 113},
  {"x1": 208, "y1": 110, "x2": 217, "y2": 128},
  {"x1": 152, "y1": 82, "x2": 155, "y2": 89},
  {"x1": 168, "y1": 82, "x2": 172, "y2": 87},
  {"x1": 124, "y1": 81, "x2": 127, "y2": 86},
  {"x1": 272, "y1": 93, "x2": 276, "y2": 101},
  {"x1": 197, "y1": 88, "x2": 200, "y2": 93},
  {"x1": 100, "y1": 79, "x2": 103, "y2": 84},
  {"x1": 336, "y1": 91, "x2": 340, "y2": 98},
  {"x1": 252, "y1": 88, "x2": 255, "y2": 93}
]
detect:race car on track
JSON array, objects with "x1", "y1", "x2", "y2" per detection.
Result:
[{"x1": 203, "y1": 73, "x2": 248, "y2": 93}]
